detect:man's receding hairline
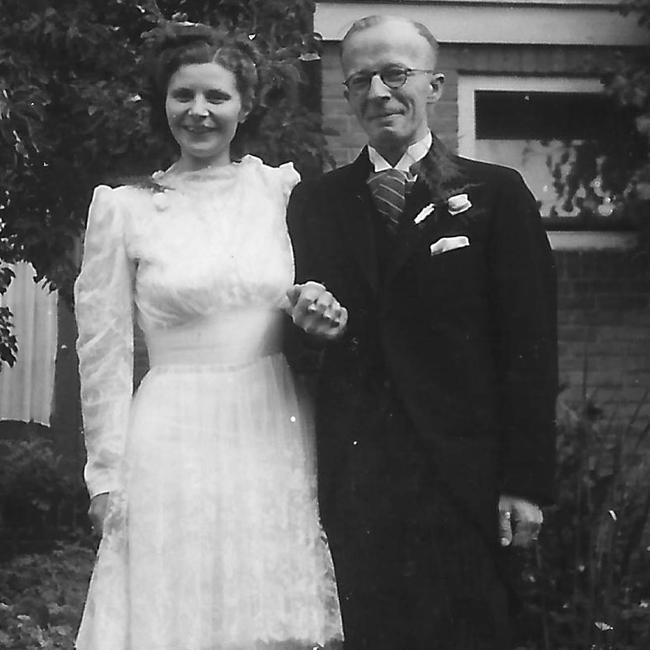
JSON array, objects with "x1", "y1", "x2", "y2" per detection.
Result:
[{"x1": 340, "y1": 15, "x2": 439, "y2": 61}]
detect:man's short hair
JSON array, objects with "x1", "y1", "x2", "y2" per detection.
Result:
[{"x1": 340, "y1": 15, "x2": 439, "y2": 59}]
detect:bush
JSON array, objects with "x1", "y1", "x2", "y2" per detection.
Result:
[
  {"x1": 513, "y1": 390, "x2": 650, "y2": 649},
  {"x1": 0, "y1": 543, "x2": 94, "y2": 649},
  {"x1": 0, "y1": 436, "x2": 88, "y2": 554}
]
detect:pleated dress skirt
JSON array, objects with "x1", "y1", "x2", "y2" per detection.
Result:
[{"x1": 76, "y1": 313, "x2": 343, "y2": 650}]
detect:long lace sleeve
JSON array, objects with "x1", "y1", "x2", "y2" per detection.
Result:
[{"x1": 75, "y1": 185, "x2": 135, "y2": 499}]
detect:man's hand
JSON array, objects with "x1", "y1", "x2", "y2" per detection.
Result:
[
  {"x1": 282, "y1": 281, "x2": 348, "y2": 340},
  {"x1": 498, "y1": 494, "x2": 543, "y2": 548},
  {"x1": 89, "y1": 492, "x2": 109, "y2": 537}
]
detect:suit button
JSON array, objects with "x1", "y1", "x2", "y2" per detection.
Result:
[{"x1": 350, "y1": 336, "x2": 360, "y2": 351}]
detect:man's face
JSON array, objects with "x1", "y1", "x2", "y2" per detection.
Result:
[{"x1": 341, "y1": 21, "x2": 443, "y2": 160}]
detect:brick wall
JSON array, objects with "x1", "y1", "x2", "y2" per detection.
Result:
[{"x1": 556, "y1": 250, "x2": 650, "y2": 421}]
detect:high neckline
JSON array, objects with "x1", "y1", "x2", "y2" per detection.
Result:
[
  {"x1": 163, "y1": 158, "x2": 242, "y2": 179},
  {"x1": 150, "y1": 156, "x2": 267, "y2": 192}
]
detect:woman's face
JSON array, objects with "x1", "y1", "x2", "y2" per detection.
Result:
[{"x1": 165, "y1": 61, "x2": 248, "y2": 170}]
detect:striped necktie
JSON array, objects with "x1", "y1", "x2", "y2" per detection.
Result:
[{"x1": 367, "y1": 169, "x2": 409, "y2": 233}]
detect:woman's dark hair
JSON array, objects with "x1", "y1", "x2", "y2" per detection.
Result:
[{"x1": 143, "y1": 21, "x2": 263, "y2": 154}]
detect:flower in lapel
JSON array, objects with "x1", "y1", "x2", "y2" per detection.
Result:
[
  {"x1": 413, "y1": 203, "x2": 435, "y2": 226},
  {"x1": 447, "y1": 193, "x2": 472, "y2": 215}
]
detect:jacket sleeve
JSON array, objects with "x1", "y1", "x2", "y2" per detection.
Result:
[
  {"x1": 283, "y1": 181, "x2": 330, "y2": 374},
  {"x1": 488, "y1": 170, "x2": 558, "y2": 504},
  {"x1": 286, "y1": 180, "x2": 320, "y2": 284},
  {"x1": 74, "y1": 185, "x2": 135, "y2": 499}
]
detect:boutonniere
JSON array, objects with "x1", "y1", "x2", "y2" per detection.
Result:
[
  {"x1": 413, "y1": 203, "x2": 435, "y2": 226},
  {"x1": 446, "y1": 193, "x2": 472, "y2": 215}
]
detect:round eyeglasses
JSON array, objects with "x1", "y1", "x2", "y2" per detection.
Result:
[{"x1": 343, "y1": 66, "x2": 435, "y2": 93}]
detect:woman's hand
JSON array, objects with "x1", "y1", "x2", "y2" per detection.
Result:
[
  {"x1": 282, "y1": 281, "x2": 348, "y2": 341},
  {"x1": 89, "y1": 492, "x2": 110, "y2": 537}
]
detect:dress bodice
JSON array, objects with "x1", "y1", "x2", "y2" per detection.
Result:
[{"x1": 123, "y1": 155, "x2": 298, "y2": 332}]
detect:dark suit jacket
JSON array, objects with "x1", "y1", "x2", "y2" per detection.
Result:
[{"x1": 286, "y1": 142, "x2": 558, "y2": 542}]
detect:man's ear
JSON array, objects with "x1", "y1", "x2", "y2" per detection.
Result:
[
  {"x1": 430, "y1": 73, "x2": 445, "y2": 101},
  {"x1": 343, "y1": 87, "x2": 350, "y2": 103}
]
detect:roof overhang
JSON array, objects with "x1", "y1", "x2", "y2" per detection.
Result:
[{"x1": 315, "y1": 1, "x2": 650, "y2": 46}]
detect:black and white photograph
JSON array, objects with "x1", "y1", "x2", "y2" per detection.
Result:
[{"x1": 0, "y1": 1, "x2": 649, "y2": 649}]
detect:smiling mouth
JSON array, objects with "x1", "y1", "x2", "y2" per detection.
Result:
[
  {"x1": 370, "y1": 112, "x2": 401, "y2": 120},
  {"x1": 183, "y1": 125, "x2": 215, "y2": 134}
]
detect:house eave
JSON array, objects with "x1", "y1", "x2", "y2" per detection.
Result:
[{"x1": 315, "y1": 1, "x2": 649, "y2": 46}]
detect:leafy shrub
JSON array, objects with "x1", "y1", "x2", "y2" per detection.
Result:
[
  {"x1": 0, "y1": 543, "x2": 94, "y2": 649},
  {"x1": 0, "y1": 436, "x2": 88, "y2": 552},
  {"x1": 514, "y1": 390, "x2": 650, "y2": 649}
]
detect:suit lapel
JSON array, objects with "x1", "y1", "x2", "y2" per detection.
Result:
[
  {"x1": 336, "y1": 151, "x2": 380, "y2": 293},
  {"x1": 335, "y1": 139, "x2": 466, "y2": 293}
]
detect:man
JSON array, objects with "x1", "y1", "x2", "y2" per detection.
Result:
[{"x1": 285, "y1": 14, "x2": 557, "y2": 650}]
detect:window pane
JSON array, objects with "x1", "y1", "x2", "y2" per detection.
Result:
[
  {"x1": 474, "y1": 90, "x2": 640, "y2": 222},
  {"x1": 475, "y1": 91, "x2": 612, "y2": 140}
]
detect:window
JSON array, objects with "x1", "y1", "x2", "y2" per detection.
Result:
[{"x1": 458, "y1": 76, "x2": 641, "y2": 231}]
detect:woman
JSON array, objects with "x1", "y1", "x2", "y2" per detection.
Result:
[{"x1": 75, "y1": 21, "x2": 344, "y2": 650}]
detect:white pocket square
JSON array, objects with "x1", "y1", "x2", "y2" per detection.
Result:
[{"x1": 429, "y1": 236, "x2": 470, "y2": 256}]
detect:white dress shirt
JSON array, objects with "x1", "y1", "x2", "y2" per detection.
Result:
[{"x1": 367, "y1": 131, "x2": 432, "y2": 173}]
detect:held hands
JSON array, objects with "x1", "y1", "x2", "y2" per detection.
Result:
[
  {"x1": 498, "y1": 494, "x2": 543, "y2": 548},
  {"x1": 282, "y1": 281, "x2": 348, "y2": 341},
  {"x1": 89, "y1": 492, "x2": 109, "y2": 537}
]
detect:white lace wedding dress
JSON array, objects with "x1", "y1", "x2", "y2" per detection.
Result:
[{"x1": 74, "y1": 156, "x2": 343, "y2": 650}]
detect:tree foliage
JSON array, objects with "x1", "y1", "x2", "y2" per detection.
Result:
[{"x1": 0, "y1": 0, "x2": 329, "y2": 367}]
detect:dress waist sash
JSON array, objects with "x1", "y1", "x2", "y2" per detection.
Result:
[{"x1": 145, "y1": 309, "x2": 283, "y2": 367}]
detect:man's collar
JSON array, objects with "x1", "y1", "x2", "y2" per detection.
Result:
[{"x1": 367, "y1": 131, "x2": 433, "y2": 173}]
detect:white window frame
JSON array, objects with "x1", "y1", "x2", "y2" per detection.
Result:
[{"x1": 457, "y1": 75, "x2": 638, "y2": 250}]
